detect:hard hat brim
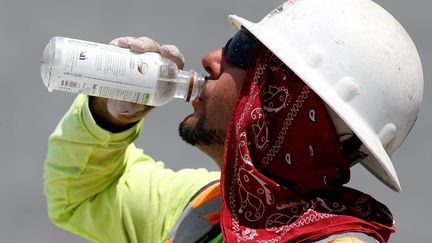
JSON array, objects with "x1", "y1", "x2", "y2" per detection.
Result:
[{"x1": 228, "y1": 14, "x2": 401, "y2": 192}]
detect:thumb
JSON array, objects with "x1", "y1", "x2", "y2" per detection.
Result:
[{"x1": 107, "y1": 99, "x2": 151, "y2": 121}]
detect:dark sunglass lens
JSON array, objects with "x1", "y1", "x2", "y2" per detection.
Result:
[
  {"x1": 224, "y1": 31, "x2": 257, "y2": 69},
  {"x1": 224, "y1": 38, "x2": 233, "y2": 51}
]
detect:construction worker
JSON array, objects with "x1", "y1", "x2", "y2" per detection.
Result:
[{"x1": 44, "y1": 0, "x2": 423, "y2": 242}]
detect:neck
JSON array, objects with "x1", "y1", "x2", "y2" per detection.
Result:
[{"x1": 196, "y1": 144, "x2": 224, "y2": 169}]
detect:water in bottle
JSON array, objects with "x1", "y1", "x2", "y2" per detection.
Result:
[{"x1": 40, "y1": 36, "x2": 206, "y2": 106}]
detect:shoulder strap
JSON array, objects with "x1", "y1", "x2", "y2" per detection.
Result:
[{"x1": 165, "y1": 181, "x2": 221, "y2": 243}]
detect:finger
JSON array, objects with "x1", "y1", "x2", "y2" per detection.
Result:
[
  {"x1": 107, "y1": 99, "x2": 151, "y2": 121},
  {"x1": 129, "y1": 37, "x2": 161, "y2": 53},
  {"x1": 117, "y1": 102, "x2": 147, "y2": 116},
  {"x1": 160, "y1": 45, "x2": 185, "y2": 69},
  {"x1": 109, "y1": 38, "x2": 122, "y2": 46},
  {"x1": 109, "y1": 36, "x2": 135, "y2": 48}
]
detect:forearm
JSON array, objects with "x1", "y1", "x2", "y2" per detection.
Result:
[{"x1": 44, "y1": 95, "x2": 143, "y2": 225}]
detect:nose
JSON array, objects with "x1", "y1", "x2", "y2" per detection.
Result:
[{"x1": 201, "y1": 48, "x2": 223, "y2": 78}]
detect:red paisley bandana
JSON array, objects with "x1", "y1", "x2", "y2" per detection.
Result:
[{"x1": 220, "y1": 45, "x2": 395, "y2": 242}]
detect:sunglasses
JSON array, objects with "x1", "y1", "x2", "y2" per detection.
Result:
[{"x1": 223, "y1": 28, "x2": 259, "y2": 69}]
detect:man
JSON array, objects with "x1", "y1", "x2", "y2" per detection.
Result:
[{"x1": 44, "y1": 0, "x2": 423, "y2": 242}]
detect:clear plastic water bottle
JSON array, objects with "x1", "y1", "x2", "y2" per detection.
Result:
[{"x1": 40, "y1": 36, "x2": 206, "y2": 106}]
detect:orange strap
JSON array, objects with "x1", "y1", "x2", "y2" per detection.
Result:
[{"x1": 165, "y1": 181, "x2": 221, "y2": 243}]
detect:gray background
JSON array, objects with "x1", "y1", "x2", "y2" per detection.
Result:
[{"x1": 0, "y1": 0, "x2": 430, "y2": 242}]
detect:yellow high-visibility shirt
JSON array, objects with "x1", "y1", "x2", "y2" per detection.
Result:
[{"x1": 44, "y1": 94, "x2": 220, "y2": 243}]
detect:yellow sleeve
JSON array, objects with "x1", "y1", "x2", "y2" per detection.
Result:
[{"x1": 44, "y1": 95, "x2": 220, "y2": 242}]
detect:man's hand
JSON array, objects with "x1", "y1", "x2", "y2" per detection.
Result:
[{"x1": 89, "y1": 36, "x2": 185, "y2": 132}]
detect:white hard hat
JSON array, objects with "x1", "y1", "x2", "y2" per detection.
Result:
[{"x1": 228, "y1": 0, "x2": 423, "y2": 192}]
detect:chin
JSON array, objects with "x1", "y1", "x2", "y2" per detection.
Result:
[{"x1": 181, "y1": 113, "x2": 199, "y2": 128}]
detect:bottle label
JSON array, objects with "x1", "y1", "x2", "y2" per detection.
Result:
[{"x1": 47, "y1": 37, "x2": 160, "y2": 104}]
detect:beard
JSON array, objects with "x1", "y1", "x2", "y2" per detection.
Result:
[{"x1": 178, "y1": 111, "x2": 226, "y2": 146}]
